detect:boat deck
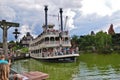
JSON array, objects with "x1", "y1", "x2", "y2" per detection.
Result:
[{"x1": 31, "y1": 54, "x2": 79, "y2": 59}]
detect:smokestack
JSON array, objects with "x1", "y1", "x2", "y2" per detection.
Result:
[
  {"x1": 59, "y1": 8, "x2": 63, "y2": 32},
  {"x1": 44, "y1": 5, "x2": 48, "y2": 29}
]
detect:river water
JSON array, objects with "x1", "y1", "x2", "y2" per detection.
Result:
[
  {"x1": 11, "y1": 54, "x2": 120, "y2": 80},
  {"x1": 73, "y1": 62, "x2": 120, "y2": 80}
]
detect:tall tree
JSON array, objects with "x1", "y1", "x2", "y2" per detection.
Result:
[
  {"x1": 79, "y1": 35, "x2": 95, "y2": 51},
  {"x1": 71, "y1": 35, "x2": 79, "y2": 48},
  {"x1": 95, "y1": 31, "x2": 112, "y2": 53}
]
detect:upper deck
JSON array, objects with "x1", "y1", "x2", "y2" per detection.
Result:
[{"x1": 29, "y1": 24, "x2": 71, "y2": 49}]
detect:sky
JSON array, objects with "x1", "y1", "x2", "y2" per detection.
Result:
[{"x1": 1, "y1": 0, "x2": 120, "y2": 42}]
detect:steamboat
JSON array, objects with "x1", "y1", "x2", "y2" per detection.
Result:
[{"x1": 29, "y1": 6, "x2": 79, "y2": 62}]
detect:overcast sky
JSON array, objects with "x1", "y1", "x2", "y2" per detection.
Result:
[{"x1": 0, "y1": 0, "x2": 120, "y2": 42}]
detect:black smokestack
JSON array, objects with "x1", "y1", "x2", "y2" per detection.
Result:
[
  {"x1": 59, "y1": 8, "x2": 63, "y2": 32},
  {"x1": 44, "y1": 5, "x2": 48, "y2": 29}
]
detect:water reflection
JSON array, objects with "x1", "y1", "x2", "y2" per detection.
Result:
[
  {"x1": 12, "y1": 60, "x2": 30, "y2": 73},
  {"x1": 11, "y1": 58, "x2": 79, "y2": 80},
  {"x1": 73, "y1": 62, "x2": 120, "y2": 80}
]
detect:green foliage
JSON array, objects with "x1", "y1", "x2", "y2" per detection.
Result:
[
  {"x1": 0, "y1": 42, "x2": 2, "y2": 48},
  {"x1": 72, "y1": 31, "x2": 112, "y2": 53},
  {"x1": 9, "y1": 40, "x2": 15, "y2": 43},
  {"x1": 20, "y1": 47, "x2": 29, "y2": 53},
  {"x1": 12, "y1": 45, "x2": 21, "y2": 51},
  {"x1": 11, "y1": 42, "x2": 28, "y2": 53},
  {"x1": 71, "y1": 35, "x2": 79, "y2": 47},
  {"x1": 95, "y1": 31, "x2": 112, "y2": 52},
  {"x1": 111, "y1": 34, "x2": 120, "y2": 52},
  {"x1": 79, "y1": 35, "x2": 95, "y2": 51}
]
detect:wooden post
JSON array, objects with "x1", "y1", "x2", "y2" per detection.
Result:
[{"x1": 0, "y1": 20, "x2": 19, "y2": 56}]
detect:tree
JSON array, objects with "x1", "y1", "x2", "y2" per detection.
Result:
[
  {"x1": 71, "y1": 31, "x2": 112, "y2": 53},
  {"x1": 111, "y1": 34, "x2": 120, "y2": 51},
  {"x1": 95, "y1": 31, "x2": 112, "y2": 53},
  {"x1": 21, "y1": 47, "x2": 29, "y2": 53},
  {"x1": 71, "y1": 35, "x2": 79, "y2": 48},
  {"x1": 0, "y1": 42, "x2": 2, "y2": 48},
  {"x1": 9, "y1": 40, "x2": 15, "y2": 43},
  {"x1": 79, "y1": 35, "x2": 95, "y2": 51}
]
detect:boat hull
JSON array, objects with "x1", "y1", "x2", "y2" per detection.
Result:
[{"x1": 30, "y1": 54, "x2": 79, "y2": 62}]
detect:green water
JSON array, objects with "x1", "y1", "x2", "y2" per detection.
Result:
[{"x1": 12, "y1": 53, "x2": 120, "y2": 80}]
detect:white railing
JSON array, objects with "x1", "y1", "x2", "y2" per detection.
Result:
[
  {"x1": 29, "y1": 42, "x2": 71, "y2": 50},
  {"x1": 30, "y1": 49, "x2": 79, "y2": 58}
]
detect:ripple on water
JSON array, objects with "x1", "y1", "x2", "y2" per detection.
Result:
[{"x1": 73, "y1": 62, "x2": 120, "y2": 80}]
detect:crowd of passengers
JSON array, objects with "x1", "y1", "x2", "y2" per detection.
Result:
[{"x1": 42, "y1": 47, "x2": 79, "y2": 57}]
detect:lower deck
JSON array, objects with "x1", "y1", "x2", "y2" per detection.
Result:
[
  {"x1": 31, "y1": 53, "x2": 79, "y2": 59},
  {"x1": 30, "y1": 53, "x2": 79, "y2": 62}
]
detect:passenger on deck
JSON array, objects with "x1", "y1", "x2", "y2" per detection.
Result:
[{"x1": 54, "y1": 48, "x2": 57, "y2": 56}]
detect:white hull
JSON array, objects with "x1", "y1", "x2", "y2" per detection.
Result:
[{"x1": 30, "y1": 54, "x2": 79, "y2": 60}]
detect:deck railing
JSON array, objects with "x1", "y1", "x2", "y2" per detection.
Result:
[{"x1": 30, "y1": 47, "x2": 79, "y2": 58}]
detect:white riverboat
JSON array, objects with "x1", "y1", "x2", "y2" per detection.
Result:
[{"x1": 29, "y1": 6, "x2": 79, "y2": 62}]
